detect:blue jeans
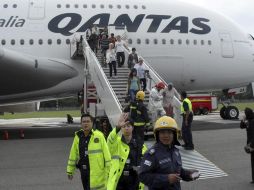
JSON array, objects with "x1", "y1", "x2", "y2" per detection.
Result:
[{"x1": 129, "y1": 89, "x2": 137, "y2": 102}]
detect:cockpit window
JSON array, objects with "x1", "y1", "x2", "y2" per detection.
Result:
[{"x1": 249, "y1": 34, "x2": 254, "y2": 40}]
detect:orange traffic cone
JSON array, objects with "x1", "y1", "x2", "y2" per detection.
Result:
[
  {"x1": 3, "y1": 130, "x2": 9, "y2": 140},
  {"x1": 20, "y1": 129, "x2": 24, "y2": 139}
]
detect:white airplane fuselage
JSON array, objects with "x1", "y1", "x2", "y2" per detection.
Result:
[{"x1": 1, "y1": 0, "x2": 254, "y2": 105}]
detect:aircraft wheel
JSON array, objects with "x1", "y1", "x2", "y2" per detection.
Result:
[
  {"x1": 220, "y1": 106, "x2": 227, "y2": 119},
  {"x1": 225, "y1": 106, "x2": 239, "y2": 120},
  {"x1": 202, "y1": 108, "x2": 209, "y2": 115}
]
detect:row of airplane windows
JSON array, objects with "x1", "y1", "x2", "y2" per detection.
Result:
[
  {"x1": 56, "y1": 4, "x2": 146, "y2": 9},
  {"x1": 1, "y1": 4, "x2": 17, "y2": 8},
  {"x1": 0, "y1": 39, "x2": 212, "y2": 46}
]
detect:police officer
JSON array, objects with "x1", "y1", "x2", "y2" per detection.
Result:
[
  {"x1": 107, "y1": 113, "x2": 147, "y2": 190},
  {"x1": 124, "y1": 91, "x2": 150, "y2": 144},
  {"x1": 67, "y1": 113, "x2": 111, "y2": 190},
  {"x1": 139, "y1": 116, "x2": 199, "y2": 190},
  {"x1": 180, "y1": 91, "x2": 194, "y2": 150}
]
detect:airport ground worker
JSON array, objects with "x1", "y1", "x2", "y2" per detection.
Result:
[
  {"x1": 162, "y1": 82, "x2": 181, "y2": 117},
  {"x1": 240, "y1": 107, "x2": 254, "y2": 184},
  {"x1": 67, "y1": 113, "x2": 111, "y2": 190},
  {"x1": 181, "y1": 91, "x2": 194, "y2": 150},
  {"x1": 139, "y1": 116, "x2": 200, "y2": 190},
  {"x1": 124, "y1": 91, "x2": 150, "y2": 144},
  {"x1": 107, "y1": 113, "x2": 147, "y2": 190},
  {"x1": 149, "y1": 82, "x2": 166, "y2": 126}
]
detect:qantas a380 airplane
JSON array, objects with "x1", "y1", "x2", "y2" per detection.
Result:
[{"x1": 0, "y1": 0, "x2": 254, "y2": 118}]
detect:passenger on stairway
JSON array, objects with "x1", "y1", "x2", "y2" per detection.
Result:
[
  {"x1": 127, "y1": 68, "x2": 140, "y2": 102},
  {"x1": 134, "y1": 58, "x2": 146, "y2": 91},
  {"x1": 106, "y1": 43, "x2": 117, "y2": 78},
  {"x1": 108, "y1": 33, "x2": 117, "y2": 47},
  {"x1": 128, "y1": 48, "x2": 138, "y2": 69},
  {"x1": 88, "y1": 32, "x2": 98, "y2": 53},
  {"x1": 115, "y1": 35, "x2": 129, "y2": 67},
  {"x1": 100, "y1": 35, "x2": 110, "y2": 67}
]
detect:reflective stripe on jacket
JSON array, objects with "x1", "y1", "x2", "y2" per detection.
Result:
[
  {"x1": 67, "y1": 129, "x2": 111, "y2": 190},
  {"x1": 107, "y1": 128, "x2": 147, "y2": 190},
  {"x1": 180, "y1": 98, "x2": 193, "y2": 114}
]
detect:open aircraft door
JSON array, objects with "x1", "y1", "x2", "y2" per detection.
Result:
[
  {"x1": 219, "y1": 33, "x2": 234, "y2": 58},
  {"x1": 28, "y1": 0, "x2": 45, "y2": 19}
]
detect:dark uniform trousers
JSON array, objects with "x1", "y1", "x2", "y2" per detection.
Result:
[
  {"x1": 139, "y1": 142, "x2": 193, "y2": 190},
  {"x1": 77, "y1": 131, "x2": 91, "y2": 190},
  {"x1": 251, "y1": 152, "x2": 254, "y2": 182},
  {"x1": 182, "y1": 113, "x2": 194, "y2": 148},
  {"x1": 116, "y1": 138, "x2": 141, "y2": 190}
]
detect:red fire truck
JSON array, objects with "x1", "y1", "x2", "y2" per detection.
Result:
[{"x1": 188, "y1": 94, "x2": 218, "y2": 115}]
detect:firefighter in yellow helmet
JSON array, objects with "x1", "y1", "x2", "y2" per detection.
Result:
[
  {"x1": 107, "y1": 113, "x2": 147, "y2": 190},
  {"x1": 124, "y1": 90, "x2": 150, "y2": 145},
  {"x1": 139, "y1": 116, "x2": 199, "y2": 190}
]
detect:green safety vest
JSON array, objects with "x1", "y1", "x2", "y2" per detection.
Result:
[
  {"x1": 107, "y1": 128, "x2": 147, "y2": 190},
  {"x1": 181, "y1": 98, "x2": 193, "y2": 114},
  {"x1": 67, "y1": 129, "x2": 111, "y2": 190}
]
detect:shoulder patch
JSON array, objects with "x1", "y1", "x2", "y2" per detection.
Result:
[{"x1": 149, "y1": 148, "x2": 155, "y2": 155}]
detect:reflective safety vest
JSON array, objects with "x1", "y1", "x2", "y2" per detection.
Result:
[
  {"x1": 67, "y1": 129, "x2": 111, "y2": 190},
  {"x1": 107, "y1": 128, "x2": 147, "y2": 190},
  {"x1": 181, "y1": 98, "x2": 193, "y2": 114},
  {"x1": 128, "y1": 101, "x2": 150, "y2": 127}
]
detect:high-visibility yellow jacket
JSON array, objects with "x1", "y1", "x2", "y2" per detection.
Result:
[
  {"x1": 107, "y1": 128, "x2": 147, "y2": 190},
  {"x1": 181, "y1": 98, "x2": 193, "y2": 114},
  {"x1": 67, "y1": 129, "x2": 111, "y2": 190}
]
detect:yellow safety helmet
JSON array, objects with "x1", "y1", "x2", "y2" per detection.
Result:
[
  {"x1": 136, "y1": 91, "x2": 145, "y2": 101},
  {"x1": 154, "y1": 116, "x2": 180, "y2": 145}
]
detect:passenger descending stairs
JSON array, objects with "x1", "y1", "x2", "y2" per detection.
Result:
[{"x1": 96, "y1": 51, "x2": 149, "y2": 108}]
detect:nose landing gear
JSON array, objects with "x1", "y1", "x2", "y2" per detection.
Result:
[{"x1": 220, "y1": 105, "x2": 239, "y2": 120}]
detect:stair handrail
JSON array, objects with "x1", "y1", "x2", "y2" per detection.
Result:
[{"x1": 82, "y1": 39, "x2": 122, "y2": 126}]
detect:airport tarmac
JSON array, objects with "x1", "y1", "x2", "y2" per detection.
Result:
[{"x1": 0, "y1": 112, "x2": 253, "y2": 190}]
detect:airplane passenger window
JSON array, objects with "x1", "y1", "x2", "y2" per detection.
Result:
[
  {"x1": 109, "y1": 5, "x2": 113, "y2": 9},
  {"x1": 92, "y1": 4, "x2": 96, "y2": 8},
  {"x1": 13, "y1": 4, "x2": 17, "y2": 8},
  {"x1": 185, "y1": 39, "x2": 190, "y2": 45},
  {"x1": 128, "y1": 39, "x2": 132, "y2": 44},
  {"x1": 74, "y1": 4, "x2": 79, "y2": 8},
  {"x1": 193, "y1": 40, "x2": 197, "y2": 45},
  {"x1": 83, "y1": 4, "x2": 87, "y2": 8},
  {"x1": 11, "y1": 39, "x2": 15, "y2": 45},
  {"x1": 117, "y1": 5, "x2": 121, "y2": 9},
  {"x1": 66, "y1": 39, "x2": 71, "y2": 45},
  {"x1": 100, "y1": 4, "x2": 104, "y2": 9},
  {"x1": 137, "y1": 39, "x2": 141, "y2": 44},
  {"x1": 162, "y1": 39, "x2": 166, "y2": 44},
  {"x1": 134, "y1": 5, "x2": 138, "y2": 9},
  {"x1": 170, "y1": 39, "x2": 174, "y2": 45},
  {"x1": 38, "y1": 39, "x2": 43, "y2": 45},
  {"x1": 48, "y1": 39, "x2": 52, "y2": 45},
  {"x1": 145, "y1": 39, "x2": 149, "y2": 44},
  {"x1": 142, "y1": 5, "x2": 146, "y2": 9},
  {"x1": 3, "y1": 4, "x2": 8, "y2": 8},
  {"x1": 201, "y1": 40, "x2": 204, "y2": 45},
  {"x1": 208, "y1": 40, "x2": 212, "y2": 45},
  {"x1": 154, "y1": 39, "x2": 158, "y2": 44},
  {"x1": 29, "y1": 39, "x2": 34, "y2": 45},
  {"x1": 66, "y1": 4, "x2": 70, "y2": 8},
  {"x1": 126, "y1": 5, "x2": 130, "y2": 9},
  {"x1": 57, "y1": 4, "x2": 61, "y2": 8},
  {"x1": 20, "y1": 39, "x2": 24, "y2": 45},
  {"x1": 178, "y1": 39, "x2": 182, "y2": 45},
  {"x1": 1, "y1": 40, "x2": 6, "y2": 45},
  {"x1": 57, "y1": 39, "x2": 61, "y2": 45}
]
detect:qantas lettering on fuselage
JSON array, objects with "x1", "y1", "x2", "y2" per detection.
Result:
[{"x1": 48, "y1": 13, "x2": 211, "y2": 36}]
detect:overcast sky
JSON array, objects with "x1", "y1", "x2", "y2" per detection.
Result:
[{"x1": 181, "y1": 0, "x2": 254, "y2": 35}]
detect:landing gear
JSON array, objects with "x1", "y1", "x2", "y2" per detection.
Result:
[{"x1": 220, "y1": 105, "x2": 239, "y2": 120}]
